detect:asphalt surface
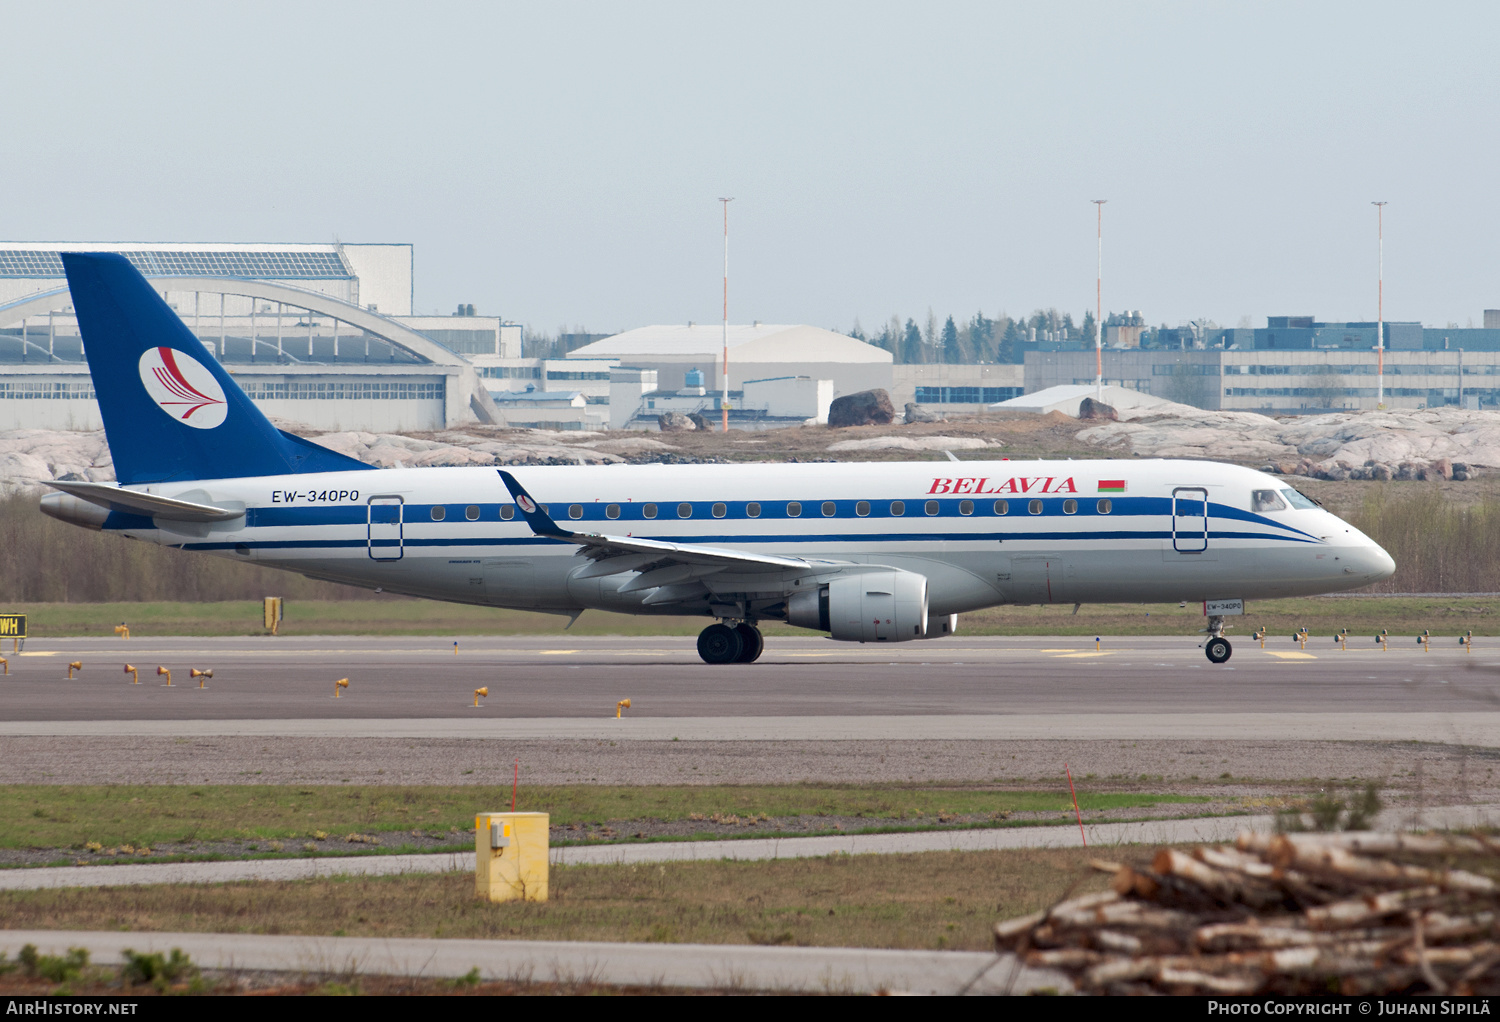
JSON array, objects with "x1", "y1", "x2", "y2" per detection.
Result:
[
  {"x1": 2, "y1": 634, "x2": 1498, "y2": 721},
  {"x1": 0, "y1": 930, "x2": 1065, "y2": 994}
]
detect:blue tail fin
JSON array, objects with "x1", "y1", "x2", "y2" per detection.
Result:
[{"x1": 62, "y1": 252, "x2": 371, "y2": 484}]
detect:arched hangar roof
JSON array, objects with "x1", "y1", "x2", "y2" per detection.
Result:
[{"x1": 0, "y1": 277, "x2": 466, "y2": 367}]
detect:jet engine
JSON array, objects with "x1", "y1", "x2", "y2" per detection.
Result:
[{"x1": 786, "y1": 570, "x2": 930, "y2": 642}]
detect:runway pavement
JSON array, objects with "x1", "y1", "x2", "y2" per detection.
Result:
[{"x1": 1, "y1": 634, "x2": 1497, "y2": 726}]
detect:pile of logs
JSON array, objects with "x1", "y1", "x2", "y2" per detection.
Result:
[{"x1": 995, "y1": 832, "x2": 1500, "y2": 995}]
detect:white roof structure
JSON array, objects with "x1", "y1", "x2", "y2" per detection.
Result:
[
  {"x1": 568, "y1": 324, "x2": 891, "y2": 366},
  {"x1": 991, "y1": 384, "x2": 1178, "y2": 417}
]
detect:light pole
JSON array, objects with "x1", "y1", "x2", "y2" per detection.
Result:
[
  {"x1": 1372, "y1": 201, "x2": 1388, "y2": 408},
  {"x1": 719, "y1": 197, "x2": 734, "y2": 432},
  {"x1": 1092, "y1": 200, "x2": 1107, "y2": 400}
]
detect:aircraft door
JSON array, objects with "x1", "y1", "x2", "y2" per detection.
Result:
[
  {"x1": 1171, "y1": 487, "x2": 1209, "y2": 553},
  {"x1": 367, "y1": 496, "x2": 404, "y2": 561}
]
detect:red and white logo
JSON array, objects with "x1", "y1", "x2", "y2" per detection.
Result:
[
  {"x1": 516, "y1": 495, "x2": 537, "y2": 514},
  {"x1": 138, "y1": 347, "x2": 227, "y2": 429}
]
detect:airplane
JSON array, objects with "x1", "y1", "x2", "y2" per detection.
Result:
[{"x1": 38, "y1": 253, "x2": 1396, "y2": 665}]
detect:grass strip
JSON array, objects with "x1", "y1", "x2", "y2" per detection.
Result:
[
  {"x1": 9, "y1": 596, "x2": 1498, "y2": 638},
  {"x1": 1, "y1": 784, "x2": 1215, "y2": 850},
  {"x1": 0, "y1": 847, "x2": 1114, "y2": 951}
]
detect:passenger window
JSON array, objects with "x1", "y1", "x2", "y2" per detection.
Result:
[
  {"x1": 1280, "y1": 488, "x2": 1319, "y2": 510},
  {"x1": 677, "y1": 502, "x2": 693, "y2": 518},
  {"x1": 465, "y1": 505, "x2": 480, "y2": 521},
  {"x1": 643, "y1": 503, "x2": 657, "y2": 519},
  {"x1": 890, "y1": 500, "x2": 904, "y2": 516},
  {"x1": 855, "y1": 501, "x2": 870, "y2": 517},
  {"x1": 1063, "y1": 499, "x2": 1077, "y2": 515},
  {"x1": 993, "y1": 500, "x2": 1008, "y2": 515},
  {"x1": 959, "y1": 500, "x2": 974, "y2": 516},
  {"x1": 822, "y1": 501, "x2": 836, "y2": 517},
  {"x1": 430, "y1": 506, "x2": 446, "y2": 521},
  {"x1": 925, "y1": 500, "x2": 939, "y2": 516},
  {"x1": 1028, "y1": 499, "x2": 1043, "y2": 515},
  {"x1": 787, "y1": 501, "x2": 802, "y2": 517},
  {"x1": 605, "y1": 504, "x2": 620, "y2": 519},
  {"x1": 568, "y1": 504, "x2": 583, "y2": 520},
  {"x1": 1252, "y1": 489, "x2": 1288, "y2": 512},
  {"x1": 1097, "y1": 498, "x2": 1112, "y2": 514},
  {"x1": 712, "y1": 502, "x2": 726, "y2": 518},
  {"x1": 500, "y1": 505, "x2": 514, "y2": 520},
  {"x1": 747, "y1": 502, "x2": 761, "y2": 518}
]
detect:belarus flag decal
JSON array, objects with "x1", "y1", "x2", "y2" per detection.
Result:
[{"x1": 1098, "y1": 480, "x2": 1127, "y2": 493}]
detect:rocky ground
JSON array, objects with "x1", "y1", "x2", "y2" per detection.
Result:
[{"x1": 4, "y1": 404, "x2": 1498, "y2": 490}]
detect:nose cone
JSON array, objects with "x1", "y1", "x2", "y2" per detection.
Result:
[{"x1": 1348, "y1": 541, "x2": 1396, "y2": 584}]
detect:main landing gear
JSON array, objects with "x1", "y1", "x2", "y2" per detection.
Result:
[
  {"x1": 697, "y1": 622, "x2": 764, "y2": 665},
  {"x1": 1203, "y1": 614, "x2": 1233, "y2": 664}
]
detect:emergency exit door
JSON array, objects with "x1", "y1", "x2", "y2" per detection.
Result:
[{"x1": 367, "y1": 496, "x2": 404, "y2": 561}]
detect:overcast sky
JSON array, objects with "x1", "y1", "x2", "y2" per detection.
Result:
[{"x1": 5, "y1": 2, "x2": 1498, "y2": 334}]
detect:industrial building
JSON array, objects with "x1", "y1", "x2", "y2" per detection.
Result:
[
  {"x1": 0, "y1": 242, "x2": 502, "y2": 431},
  {"x1": 1024, "y1": 347, "x2": 1500, "y2": 414}
]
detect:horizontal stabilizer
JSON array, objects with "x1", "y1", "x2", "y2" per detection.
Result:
[{"x1": 46, "y1": 481, "x2": 244, "y2": 523}]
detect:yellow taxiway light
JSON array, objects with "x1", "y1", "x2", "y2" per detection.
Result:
[
  {"x1": 156, "y1": 666, "x2": 171, "y2": 686},
  {"x1": 123, "y1": 664, "x2": 138, "y2": 685},
  {"x1": 473, "y1": 686, "x2": 489, "y2": 708},
  {"x1": 66, "y1": 661, "x2": 82, "y2": 680},
  {"x1": 616, "y1": 698, "x2": 631, "y2": 719},
  {"x1": 334, "y1": 677, "x2": 349, "y2": 698},
  {"x1": 0, "y1": 656, "x2": 7, "y2": 676},
  {"x1": 1462, "y1": 630, "x2": 1474, "y2": 651},
  {"x1": 191, "y1": 668, "x2": 213, "y2": 689}
]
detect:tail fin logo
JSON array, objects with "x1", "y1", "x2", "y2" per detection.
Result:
[
  {"x1": 138, "y1": 347, "x2": 228, "y2": 429},
  {"x1": 516, "y1": 495, "x2": 537, "y2": 514}
]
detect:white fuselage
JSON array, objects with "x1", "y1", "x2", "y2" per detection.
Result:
[{"x1": 90, "y1": 458, "x2": 1395, "y2": 624}]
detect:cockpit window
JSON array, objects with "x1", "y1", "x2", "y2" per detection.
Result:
[
  {"x1": 1251, "y1": 489, "x2": 1287, "y2": 512},
  {"x1": 1280, "y1": 488, "x2": 1319, "y2": 510}
]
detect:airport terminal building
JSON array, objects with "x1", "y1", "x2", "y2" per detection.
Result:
[{"x1": 0, "y1": 242, "x2": 504, "y2": 432}]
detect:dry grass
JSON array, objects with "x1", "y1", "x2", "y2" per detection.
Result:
[
  {"x1": 0, "y1": 847, "x2": 1111, "y2": 951},
  {"x1": 0, "y1": 784, "x2": 1209, "y2": 850}
]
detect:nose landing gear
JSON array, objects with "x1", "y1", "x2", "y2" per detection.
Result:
[
  {"x1": 1203, "y1": 614, "x2": 1232, "y2": 664},
  {"x1": 697, "y1": 622, "x2": 764, "y2": 664},
  {"x1": 1205, "y1": 636, "x2": 1232, "y2": 664}
]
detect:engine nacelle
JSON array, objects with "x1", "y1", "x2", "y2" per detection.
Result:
[{"x1": 787, "y1": 570, "x2": 929, "y2": 642}]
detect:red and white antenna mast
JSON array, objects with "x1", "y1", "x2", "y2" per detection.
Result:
[{"x1": 719, "y1": 197, "x2": 734, "y2": 432}]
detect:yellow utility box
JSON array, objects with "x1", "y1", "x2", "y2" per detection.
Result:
[{"x1": 475, "y1": 811, "x2": 549, "y2": 902}]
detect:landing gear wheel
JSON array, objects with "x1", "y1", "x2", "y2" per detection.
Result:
[
  {"x1": 697, "y1": 623, "x2": 744, "y2": 664},
  {"x1": 1205, "y1": 637, "x2": 1232, "y2": 664},
  {"x1": 733, "y1": 623, "x2": 764, "y2": 663}
]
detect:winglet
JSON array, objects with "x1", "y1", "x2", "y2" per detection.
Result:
[{"x1": 497, "y1": 470, "x2": 572, "y2": 538}]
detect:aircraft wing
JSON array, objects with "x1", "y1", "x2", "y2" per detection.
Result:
[
  {"x1": 46, "y1": 480, "x2": 245, "y2": 523},
  {"x1": 496, "y1": 470, "x2": 820, "y2": 578}
]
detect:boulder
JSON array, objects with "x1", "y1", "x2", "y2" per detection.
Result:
[
  {"x1": 1433, "y1": 457, "x2": 1454, "y2": 480},
  {"x1": 1078, "y1": 397, "x2": 1119, "y2": 421},
  {"x1": 1371, "y1": 463, "x2": 1394, "y2": 481},
  {"x1": 903, "y1": 402, "x2": 942, "y2": 424},
  {"x1": 658, "y1": 412, "x2": 697, "y2": 432},
  {"x1": 828, "y1": 389, "x2": 895, "y2": 428},
  {"x1": 687, "y1": 412, "x2": 713, "y2": 432}
]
